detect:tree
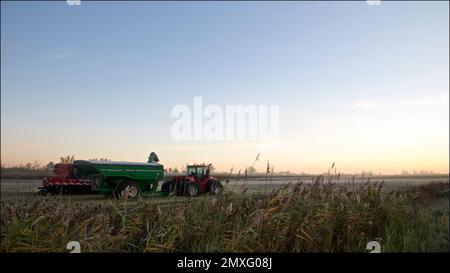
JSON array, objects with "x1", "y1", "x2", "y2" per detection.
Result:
[
  {"x1": 33, "y1": 160, "x2": 41, "y2": 170},
  {"x1": 46, "y1": 161, "x2": 55, "y2": 170}
]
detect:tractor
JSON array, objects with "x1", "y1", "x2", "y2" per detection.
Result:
[{"x1": 161, "y1": 164, "x2": 223, "y2": 197}]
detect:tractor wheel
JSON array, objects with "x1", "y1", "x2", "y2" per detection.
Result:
[
  {"x1": 121, "y1": 181, "x2": 141, "y2": 199},
  {"x1": 209, "y1": 181, "x2": 223, "y2": 195},
  {"x1": 161, "y1": 180, "x2": 175, "y2": 194},
  {"x1": 175, "y1": 180, "x2": 191, "y2": 196},
  {"x1": 175, "y1": 181, "x2": 184, "y2": 196},
  {"x1": 186, "y1": 182, "x2": 200, "y2": 197}
]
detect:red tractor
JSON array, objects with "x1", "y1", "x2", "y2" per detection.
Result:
[
  {"x1": 38, "y1": 163, "x2": 91, "y2": 195},
  {"x1": 161, "y1": 164, "x2": 223, "y2": 197}
]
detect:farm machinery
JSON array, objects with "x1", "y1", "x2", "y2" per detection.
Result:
[
  {"x1": 161, "y1": 164, "x2": 223, "y2": 197},
  {"x1": 38, "y1": 153, "x2": 223, "y2": 198},
  {"x1": 38, "y1": 163, "x2": 91, "y2": 195}
]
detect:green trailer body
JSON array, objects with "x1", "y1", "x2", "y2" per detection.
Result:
[{"x1": 73, "y1": 160, "x2": 164, "y2": 196}]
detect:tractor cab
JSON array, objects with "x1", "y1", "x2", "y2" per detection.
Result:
[{"x1": 187, "y1": 164, "x2": 211, "y2": 179}]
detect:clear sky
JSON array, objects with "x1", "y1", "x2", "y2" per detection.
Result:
[{"x1": 1, "y1": 1, "x2": 448, "y2": 174}]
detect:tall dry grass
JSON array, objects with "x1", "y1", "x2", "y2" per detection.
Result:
[{"x1": 1, "y1": 179, "x2": 448, "y2": 252}]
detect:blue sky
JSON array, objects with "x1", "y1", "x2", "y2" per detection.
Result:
[{"x1": 1, "y1": 1, "x2": 448, "y2": 174}]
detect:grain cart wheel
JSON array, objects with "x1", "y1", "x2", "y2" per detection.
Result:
[
  {"x1": 121, "y1": 181, "x2": 141, "y2": 199},
  {"x1": 103, "y1": 191, "x2": 113, "y2": 198},
  {"x1": 209, "y1": 181, "x2": 223, "y2": 195},
  {"x1": 37, "y1": 189, "x2": 48, "y2": 196},
  {"x1": 187, "y1": 182, "x2": 200, "y2": 197}
]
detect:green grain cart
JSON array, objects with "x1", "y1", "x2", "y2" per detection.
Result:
[{"x1": 72, "y1": 153, "x2": 164, "y2": 198}]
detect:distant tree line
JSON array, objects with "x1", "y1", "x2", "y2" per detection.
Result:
[{"x1": 1, "y1": 155, "x2": 106, "y2": 179}]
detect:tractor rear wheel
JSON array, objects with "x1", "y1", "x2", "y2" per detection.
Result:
[
  {"x1": 209, "y1": 181, "x2": 223, "y2": 195},
  {"x1": 175, "y1": 180, "x2": 193, "y2": 196},
  {"x1": 186, "y1": 182, "x2": 200, "y2": 197},
  {"x1": 121, "y1": 181, "x2": 141, "y2": 199},
  {"x1": 161, "y1": 180, "x2": 175, "y2": 194}
]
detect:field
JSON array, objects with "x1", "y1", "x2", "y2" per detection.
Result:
[
  {"x1": 1, "y1": 175, "x2": 449, "y2": 252},
  {"x1": 1, "y1": 175, "x2": 447, "y2": 202}
]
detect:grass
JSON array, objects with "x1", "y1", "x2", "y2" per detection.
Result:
[{"x1": 0, "y1": 178, "x2": 448, "y2": 252}]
